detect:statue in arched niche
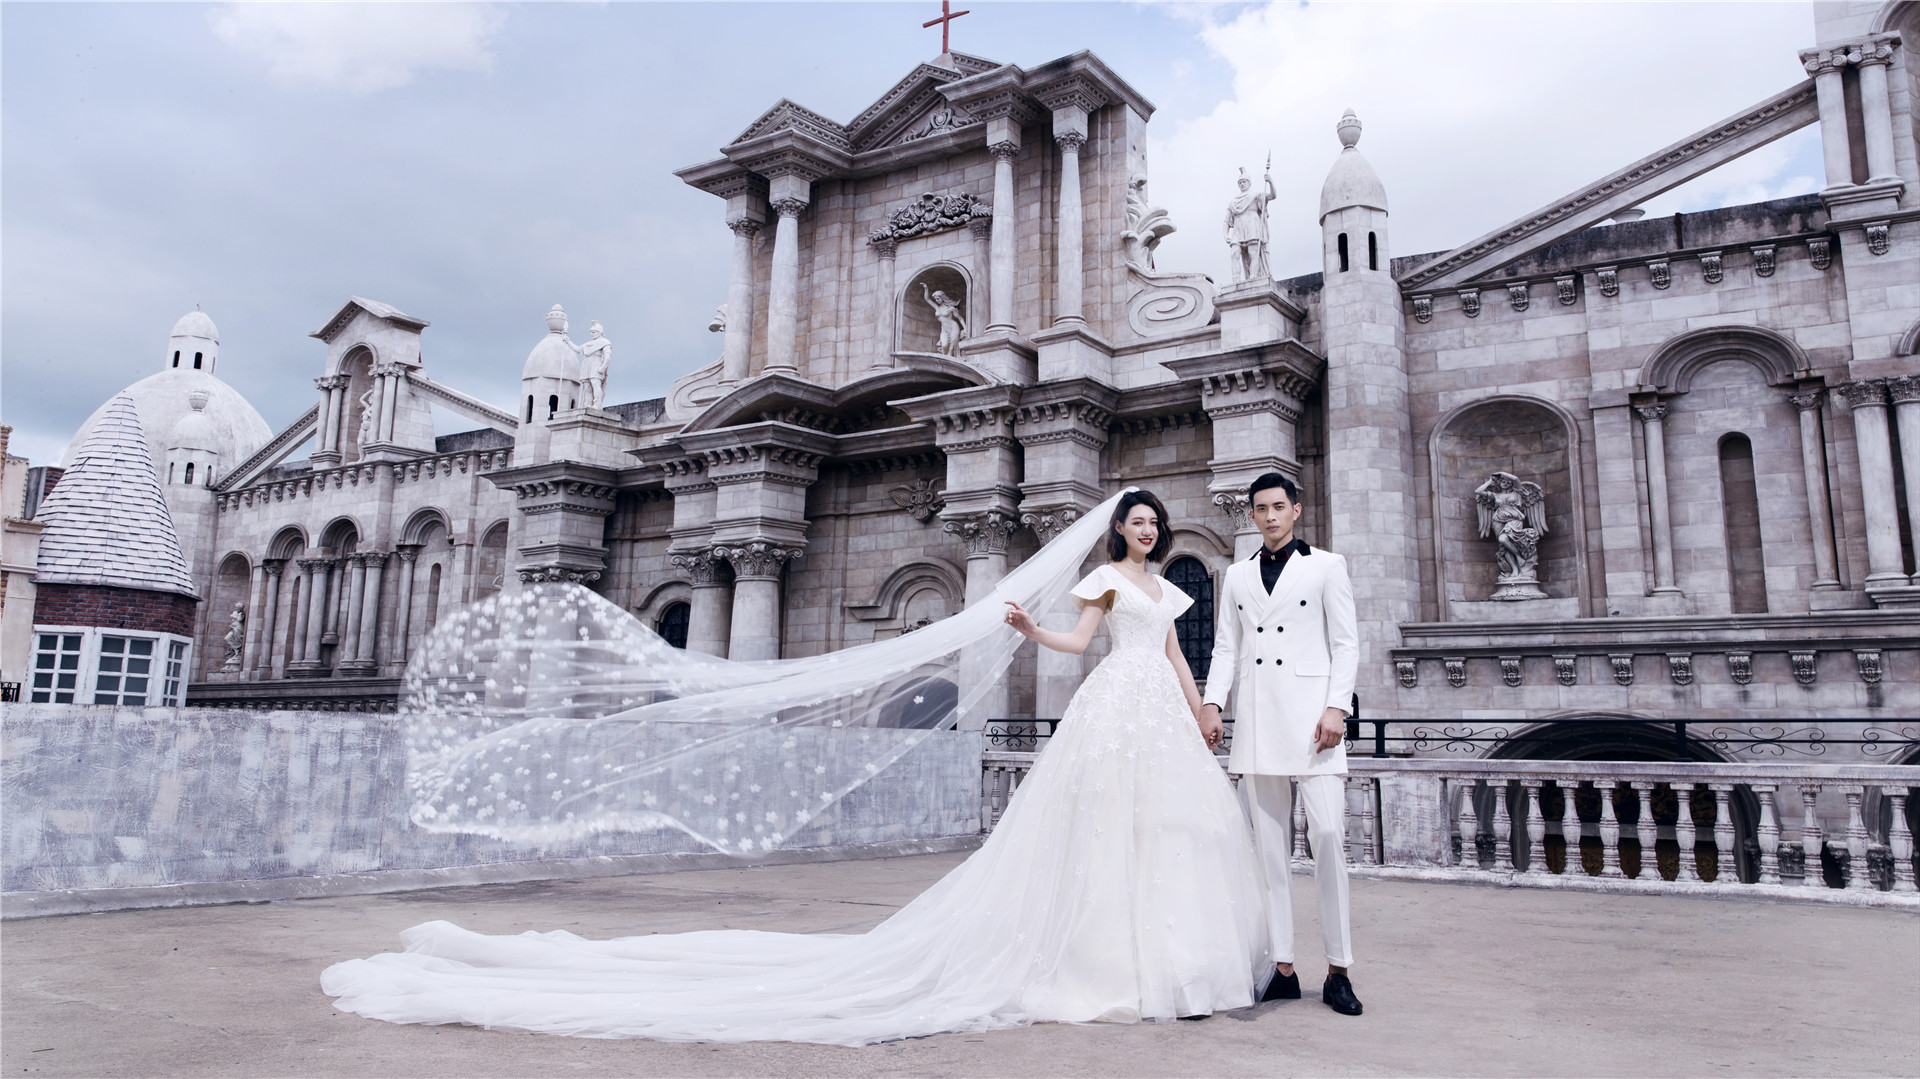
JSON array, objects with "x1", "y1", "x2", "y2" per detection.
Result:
[
  {"x1": 920, "y1": 284, "x2": 966, "y2": 356},
  {"x1": 1475, "y1": 471, "x2": 1549, "y2": 600}
]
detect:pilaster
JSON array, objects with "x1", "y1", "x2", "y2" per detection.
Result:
[{"x1": 487, "y1": 461, "x2": 620, "y2": 585}]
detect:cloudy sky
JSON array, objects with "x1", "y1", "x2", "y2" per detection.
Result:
[{"x1": 2, "y1": 2, "x2": 1821, "y2": 466}]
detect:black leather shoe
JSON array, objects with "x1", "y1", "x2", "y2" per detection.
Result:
[
  {"x1": 1176, "y1": 1013, "x2": 1209, "y2": 1021},
  {"x1": 1259, "y1": 969, "x2": 1301, "y2": 1002},
  {"x1": 1322, "y1": 972, "x2": 1363, "y2": 1016}
]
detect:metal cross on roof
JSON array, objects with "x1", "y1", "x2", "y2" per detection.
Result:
[{"x1": 922, "y1": 0, "x2": 970, "y2": 55}]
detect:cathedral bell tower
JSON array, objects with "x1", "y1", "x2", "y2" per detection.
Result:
[{"x1": 1318, "y1": 110, "x2": 1419, "y2": 715}]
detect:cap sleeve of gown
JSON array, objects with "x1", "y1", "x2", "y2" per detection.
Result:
[
  {"x1": 1164, "y1": 580, "x2": 1194, "y2": 619},
  {"x1": 1068, "y1": 565, "x2": 1117, "y2": 611}
]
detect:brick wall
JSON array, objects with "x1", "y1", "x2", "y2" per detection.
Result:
[{"x1": 32, "y1": 583, "x2": 197, "y2": 637}]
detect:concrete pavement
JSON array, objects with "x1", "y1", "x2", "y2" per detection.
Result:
[{"x1": 4, "y1": 852, "x2": 1916, "y2": 1077}]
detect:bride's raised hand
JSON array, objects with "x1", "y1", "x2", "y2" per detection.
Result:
[{"x1": 1003, "y1": 600, "x2": 1038, "y2": 639}]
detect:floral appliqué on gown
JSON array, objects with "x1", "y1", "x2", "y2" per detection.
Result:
[{"x1": 322, "y1": 563, "x2": 1271, "y2": 1046}]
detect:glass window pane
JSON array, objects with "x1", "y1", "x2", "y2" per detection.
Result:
[
  {"x1": 59, "y1": 654, "x2": 79, "y2": 669},
  {"x1": 101, "y1": 638, "x2": 125, "y2": 654},
  {"x1": 62, "y1": 635, "x2": 80, "y2": 650},
  {"x1": 30, "y1": 691, "x2": 50, "y2": 703},
  {"x1": 37, "y1": 634, "x2": 56, "y2": 650},
  {"x1": 55, "y1": 673, "x2": 76, "y2": 690},
  {"x1": 96, "y1": 674, "x2": 120, "y2": 692},
  {"x1": 32, "y1": 673, "x2": 51, "y2": 689},
  {"x1": 93, "y1": 692, "x2": 119, "y2": 705},
  {"x1": 127, "y1": 657, "x2": 151, "y2": 675},
  {"x1": 124, "y1": 678, "x2": 149, "y2": 697},
  {"x1": 98, "y1": 656, "x2": 123, "y2": 673},
  {"x1": 130, "y1": 639, "x2": 153, "y2": 656},
  {"x1": 35, "y1": 653, "x2": 54, "y2": 669}
]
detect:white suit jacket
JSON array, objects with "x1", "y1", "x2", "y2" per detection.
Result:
[{"x1": 1201, "y1": 541, "x2": 1360, "y2": 777}]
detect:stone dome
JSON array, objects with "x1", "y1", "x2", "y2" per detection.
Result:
[
  {"x1": 171, "y1": 310, "x2": 218, "y2": 343},
  {"x1": 64, "y1": 312, "x2": 272, "y2": 479},
  {"x1": 522, "y1": 304, "x2": 582, "y2": 382},
  {"x1": 168, "y1": 392, "x2": 218, "y2": 451},
  {"x1": 1319, "y1": 109, "x2": 1388, "y2": 222}
]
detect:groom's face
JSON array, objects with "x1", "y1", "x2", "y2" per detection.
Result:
[{"x1": 1251, "y1": 488, "x2": 1301, "y2": 546}]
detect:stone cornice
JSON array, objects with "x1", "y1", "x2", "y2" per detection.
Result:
[
  {"x1": 1398, "y1": 79, "x2": 1819, "y2": 292},
  {"x1": 214, "y1": 404, "x2": 320, "y2": 492},
  {"x1": 1800, "y1": 33, "x2": 1900, "y2": 75},
  {"x1": 1161, "y1": 342, "x2": 1323, "y2": 417},
  {"x1": 892, "y1": 384, "x2": 1023, "y2": 451}
]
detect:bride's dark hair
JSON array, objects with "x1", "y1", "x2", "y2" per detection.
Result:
[{"x1": 1106, "y1": 489, "x2": 1172, "y2": 563}]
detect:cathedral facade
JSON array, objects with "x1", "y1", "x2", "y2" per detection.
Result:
[{"x1": 25, "y1": 2, "x2": 1920, "y2": 737}]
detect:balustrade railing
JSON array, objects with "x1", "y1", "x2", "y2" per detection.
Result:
[{"x1": 977, "y1": 748, "x2": 1918, "y2": 903}]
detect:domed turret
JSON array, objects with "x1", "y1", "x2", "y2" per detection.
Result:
[
  {"x1": 515, "y1": 304, "x2": 585, "y2": 461},
  {"x1": 167, "y1": 391, "x2": 219, "y2": 487},
  {"x1": 167, "y1": 309, "x2": 221, "y2": 373},
  {"x1": 522, "y1": 304, "x2": 583, "y2": 382},
  {"x1": 1318, "y1": 109, "x2": 1388, "y2": 222}
]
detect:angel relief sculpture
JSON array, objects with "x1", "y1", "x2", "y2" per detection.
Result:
[{"x1": 1475, "y1": 471, "x2": 1549, "y2": 600}]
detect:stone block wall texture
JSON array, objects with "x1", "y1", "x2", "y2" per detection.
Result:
[
  {"x1": 0, "y1": 704, "x2": 984, "y2": 895},
  {"x1": 32, "y1": 583, "x2": 198, "y2": 637}
]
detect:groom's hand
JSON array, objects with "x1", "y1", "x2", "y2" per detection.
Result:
[
  {"x1": 1197, "y1": 704, "x2": 1224, "y2": 749},
  {"x1": 1312, "y1": 707, "x2": 1348, "y2": 753}
]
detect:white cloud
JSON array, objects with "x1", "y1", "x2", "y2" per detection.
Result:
[
  {"x1": 207, "y1": 2, "x2": 505, "y2": 95},
  {"x1": 1141, "y1": 2, "x2": 1819, "y2": 282}
]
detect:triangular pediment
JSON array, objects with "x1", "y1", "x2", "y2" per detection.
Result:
[
  {"x1": 728, "y1": 99, "x2": 851, "y2": 152},
  {"x1": 845, "y1": 53, "x2": 1000, "y2": 153}
]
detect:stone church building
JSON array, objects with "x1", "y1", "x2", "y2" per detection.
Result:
[{"x1": 25, "y1": 1, "x2": 1920, "y2": 735}]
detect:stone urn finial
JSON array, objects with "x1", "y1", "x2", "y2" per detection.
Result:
[
  {"x1": 545, "y1": 304, "x2": 568, "y2": 334},
  {"x1": 1337, "y1": 109, "x2": 1363, "y2": 150},
  {"x1": 187, "y1": 389, "x2": 210, "y2": 412}
]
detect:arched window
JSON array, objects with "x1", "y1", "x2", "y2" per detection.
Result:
[
  {"x1": 525, "y1": 395, "x2": 534, "y2": 422},
  {"x1": 1368, "y1": 232, "x2": 1379, "y2": 271},
  {"x1": 1719, "y1": 434, "x2": 1766, "y2": 613},
  {"x1": 172, "y1": 350, "x2": 180, "y2": 368},
  {"x1": 1166, "y1": 557, "x2": 1215, "y2": 680},
  {"x1": 425, "y1": 563, "x2": 443, "y2": 634},
  {"x1": 656, "y1": 601, "x2": 691, "y2": 649},
  {"x1": 183, "y1": 462, "x2": 195, "y2": 485},
  {"x1": 169, "y1": 462, "x2": 177, "y2": 483},
  {"x1": 1337, "y1": 233, "x2": 1350, "y2": 273},
  {"x1": 193, "y1": 352, "x2": 203, "y2": 369},
  {"x1": 547, "y1": 394, "x2": 559, "y2": 419}
]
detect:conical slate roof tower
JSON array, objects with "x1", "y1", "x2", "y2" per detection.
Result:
[{"x1": 35, "y1": 392, "x2": 196, "y2": 597}]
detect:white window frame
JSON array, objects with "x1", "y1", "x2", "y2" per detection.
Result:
[{"x1": 28, "y1": 625, "x2": 194, "y2": 707}]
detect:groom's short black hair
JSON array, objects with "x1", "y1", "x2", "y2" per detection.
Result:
[{"x1": 1248, "y1": 472, "x2": 1299, "y2": 505}]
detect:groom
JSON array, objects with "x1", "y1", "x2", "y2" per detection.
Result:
[{"x1": 1199, "y1": 472, "x2": 1363, "y2": 1016}]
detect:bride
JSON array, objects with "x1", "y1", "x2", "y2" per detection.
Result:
[{"x1": 322, "y1": 489, "x2": 1272, "y2": 1045}]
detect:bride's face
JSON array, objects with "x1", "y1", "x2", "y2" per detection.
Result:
[{"x1": 1116, "y1": 507, "x2": 1160, "y2": 561}]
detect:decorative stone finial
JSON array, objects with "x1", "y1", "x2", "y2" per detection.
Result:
[
  {"x1": 187, "y1": 390, "x2": 210, "y2": 412},
  {"x1": 1337, "y1": 109, "x2": 1363, "y2": 150},
  {"x1": 546, "y1": 304, "x2": 567, "y2": 333}
]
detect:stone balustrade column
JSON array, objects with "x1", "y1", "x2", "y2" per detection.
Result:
[
  {"x1": 722, "y1": 219, "x2": 760, "y2": 383},
  {"x1": 392, "y1": 549, "x2": 418, "y2": 664},
  {"x1": 1888, "y1": 376, "x2": 1920, "y2": 582},
  {"x1": 1789, "y1": 390, "x2": 1842, "y2": 589},
  {"x1": 321, "y1": 559, "x2": 345, "y2": 648},
  {"x1": 1802, "y1": 48, "x2": 1856, "y2": 187},
  {"x1": 341, "y1": 554, "x2": 369, "y2": 664},
  {"x1": 255, "y1": 560, "x2": 284, "y2": 674},
  {"x1": 987, "y1": 140, "x2": 1020, "y2": 331},
  {"x1": 718, "y1": 542, "x2": 799, "y2": 661},
  {"x1": 1855, "y1": 38, "x2": 1900, "y2": 183},
  {"x1": 1052, "y1": 131, "x2": 1087, "y2": 325},
  {"x1": 672, "y1": 551, "x2": 734, "y2": 657},
  {"x1": 765, "y1": 198, "x2": 807, "y2": 374},
  {"x1": 870, "y1": 238, "x2": 898, "y2": 370},
  {"x1": 946, "y1": 510, "x2": 1020, "y2": 723},
  {"x1": 355, "y1": 552, "x2": 386, "y2": 664},
  {"x1": 1838, "y1": 380, "x2": 1907, "y2": 587},
  {"x1": 1634, "y1": 402, "x2": 1682, "y2": 595},
  {"x1": 241, "y1": 560, "x2": 267, "y2": 675}
]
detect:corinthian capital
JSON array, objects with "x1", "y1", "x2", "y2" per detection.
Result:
[
  {"x1": 727, "y1": 218, "x2": 762, "y2": 239},
  {"x1": 1054, "y1": 130, "x2": 1086, "y2": 155},
  {"x1": 944, "y1": 511, "x2": 1018, "y2": 557},
  {"x1": 1885, "y1": 375, "x2": 1920, "y2": 406},
  {"x1": 715, "y1": 541, "x2": 802, "y2": 579},
  {"x1": 989, "y1": 140, "x2": 1020, "y2": 163},
  {"x1": 1788, "y1": 388, "x2": 1825, "y2": 412},
  {"x1": 770, "y1": 197, "x2": 808, "y2": 219},
  {"x1": 1837, "y1": 379, "x2": 1889, "y2": 410},
  {"x1": 671, "y1": 549, "x2": 724, "y2": 586},
  {"x1": 1020, "y1": 508, "x2": 1080, "y2": 545},
  {"x1": 1633, "y1": 402, "x2": 1670, "y2": 424},
  {"x1": 1212, "y1": 492, "x2": 1253, "y2": 533}
]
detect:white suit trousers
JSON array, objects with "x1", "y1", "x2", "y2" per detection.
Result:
[{"x1": 1245, "y1": 773, "x2": 1353, "y2": 967}]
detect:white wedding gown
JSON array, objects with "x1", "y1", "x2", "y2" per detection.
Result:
[{"x1": 321, "y1": 564, "x2": 1271, "y2": 1045}]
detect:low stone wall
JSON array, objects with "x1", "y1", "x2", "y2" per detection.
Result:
[{"x1": 1, "y1": 704, "x2": 983, "y2": 913}]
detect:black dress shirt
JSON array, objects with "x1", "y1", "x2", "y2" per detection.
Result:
[{"x1": 1255, "y1": 537, "x2": 1308, "y2": 594}]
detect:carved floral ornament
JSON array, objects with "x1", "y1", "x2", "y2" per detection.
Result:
[
  {"x1": 1021, "y1": 507, "x2": 1080, "y2": 544},
  {"x1": 1752, "y1": 244, "x2": 1777, "y2": 277},
  {"x1": 1699, "y1": 251, "x2": 1723, "y2": 284},
  {"x1": 868, "y1": 191, "x2": 991, "y2": 246},
  {"x1": 889, "y1": 477, "x2": 947, "y2": 522},
  {"x1": 943, "y1": 510, "x2": 1018, "y2": 556},
  {"x1": 1864, "y1": 221, "x2": 1890, "y2": 257}
]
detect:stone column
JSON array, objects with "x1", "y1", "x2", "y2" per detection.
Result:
[
  {"x1": 376, "y1": 367, "x2": 402, "y2": 443},
  {"x1": 1052, "y1": 130, "x2": 1087, "y2": 325},
  {"x1": 1635, "y1": 402, "x2": 1682, "y2": 595},
  {"x1": 298, "y1": 558, "x2": 330, "y2": 667},
  {"x1": 870, "y1": 237, "x2": 898, "y2": 369},
  {"x1": 672, "y1": 550, "x2": 733, "y2": 657},
  {"x1": 255, "y1": 560, "x2": 284, "y2": 674},
  {"x1": 987, "y1": 140, "x2": 1020, "y2": 331},
  {"x1": 1021, "y1": 510, "x2": 1082, "y2": 720},
  {"x1": 450, "y1": 540, "x2": 475, "y2": 604},
  {"x1": 1803, "y1": 49, "x2": 1856, "y2": 187},
  {"x1": 945, "y1": 511, "x2": 1019, "y2": 722},
  {"x1": 1839, "y1": 380, "x2": 1907, "y2": 587},
  {"x1": 392, "y1": 549, "x2": 418, "y2": 664},
  {"x1": 722, "y1": 220, "x2": 760, "y2": 383},
  {"x1": 241, "y1": 560, "x2": 267, "y2": 676},
  {"x1": 765, "y1": 198, "x2": 807, "y2": 374},
  {"x1": 341, "y1": 553, "x2": 369, "y2": 666},
  {"x1": 1891, "y1": 377, "x2": 1920, "y2": 583},
  {"x1": 1789, "y1": 390, "x2": 1843, "y2": 590},
  {"x1": 315, "y1": 376, "x2": 346, "y2": 462},
  {"x1": 355, "y1": 552, "x2": 386, "y2": 665},
  {"x1": 1855, "y1": 41, "x2": 1900, "y2": 183},
  {"x1": 718, "y1": 542, "x2": 799, "y2": 661},
  {"x1": 322, "y1": 559, "x2": 345, "y2": 648}
]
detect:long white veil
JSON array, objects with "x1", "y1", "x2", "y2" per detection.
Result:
[{"x1": 403, "y1": 488, "x2": 1131, "y2": 852}]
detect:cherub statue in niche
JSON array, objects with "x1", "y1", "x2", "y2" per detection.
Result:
[
  {"x1": 222, "y1": 603, "x2": 245, "y2": 668},
  {"x1": 1475, "y1": 471, "x2": 1549, "y2": 600},
  {"x1": 920, "y1": 284, "x2": 966, "y2": 356}
]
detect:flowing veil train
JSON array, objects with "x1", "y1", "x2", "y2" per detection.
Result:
[
  {"x1": 401, "y1": 489, "x2": 1131, "y2": 852},
  {"x1": 326, "y1": 485, "x2": 1272, "y2": 1043}
]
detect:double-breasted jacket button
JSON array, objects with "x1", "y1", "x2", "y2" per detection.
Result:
[
  {"x1": 1276, "y1": 626, "x2": 1285, "y2": 632},
  {"x1": 1299, "y1": 600, "x2": 1307, "y2": 606},
  {"x1": 1276, "y1": 659, "x2": 1283, "y2": 665},
  {"x1": 1256, "y1": 627, "x2": 1264, "y2": 633},
  {"x1": 1237, "y1": 604, "x2": 1243, "y2": 610},
  {"x1": 1255, "y1": 658, "x2": 1263, "y2": 664}
]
